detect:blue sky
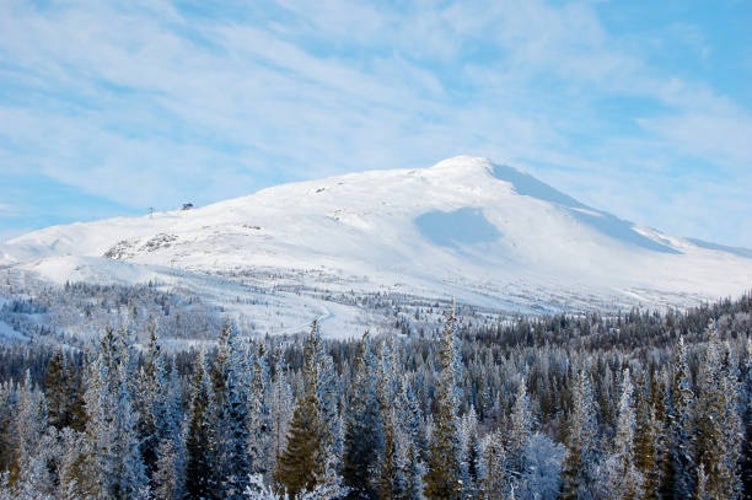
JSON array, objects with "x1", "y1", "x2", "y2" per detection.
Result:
[{"x1": 1, "y1": 0, "x2": 751, "y2": 247}]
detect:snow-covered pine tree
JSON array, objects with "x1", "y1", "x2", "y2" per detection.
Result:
[
  {"x1": 424, "y1": 301, "x2": 463, "y2": 499},
  {"x1": 312, "y1": 323, "x2": 344, "y2": 494},
  {"x1": 508, "y1": 377, "x2": 534, "y2": 478},
  {"x1": 44, "y1": 347, "x2": 85, "y2": 431},
  {"x1": 458, "y1": 405, "x2": 481, "y2": 498},
  {"x1": 248, "y1": 342, "x2": 273, "y2": 481},
  {"x1": 54, "y1": 426, "x2": 88, "y2": 498},
  {"x1": 634, "y1": 371, "x2": 663, "y2": 498},
  {"x1": 603, "y1": 368, "x2": 644, "y2": 499},
  {"x1": 517, "y1": 432, "x2": 566, "y2": 498},
  {"x1": 478, "y1": 429, "x2": 506, "y2": 500},
  {"x1": 563, "y1": 368, "x2": 600, "y2": 498},
  {"x1": 213, "y1": 320, "x2": 252, "y2": 498},
  {"x1": 134, "y1": 324, "x2": 164, "y2": 489},
  {"x1": 6, "y1": 371, "x2": 55, "y2": 495},
  {"x1": 275, "y1": 321, "x2": 333, "y2": 498},
  {"x1": 269, "y1": 345, "x2": 294, "y2": 479},
  {"x1": 378, "y1": 338, "x2": 425, "y2": 499},
  {"x1": 694, "y1": 326, "x2": 743, "y2": 498},
  {"x1": 158, "y1": 360, "x2": 187, "y2": 497},
  {"x1": 185, "y1": 349, "x2": 217, "y2": 499},
  {"x1": 152, "y1": 437, "x2": 179, "y2": 500},
  {"x1": 81, "y1": 326, "x2": 147, "y2": 498},
  {"x1": 342, "y1": 332, "x2": 384, "y2": 498},
  {"x1": 0, "y1": 381, "x2": 14, "y2": 477},
  {"x1": 668, "y1": 335, "x2": 696, "y2": 498}
]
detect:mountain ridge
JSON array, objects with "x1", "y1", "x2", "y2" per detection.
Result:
[{"x1": 1, "y1": 156, "x2": 751, "y2": 336}]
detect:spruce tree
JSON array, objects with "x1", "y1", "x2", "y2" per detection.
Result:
[
  {"x1": 44, "y1": 348, "x2": 84, "y2": 431},
  {"x1": 213, "y1": 320, "x2": 251, "y2": 497},
  {"x1": 604, "y1": 368, "x2": 644, "y2": 498},
  {"x1": 81, "y1": 326, "x2": 147, "y2": 498},
  {"x1": 185, "y1": 350, "x2": 218, "y2": 499},
  {"x1": 248, "y1": 342, "x2": 273, "y2": 480},
  {"x1": 134, "y1": 325, "x2": 164, "y2": 489},
  {"x1": 7, "y1": 371, "x2": 54, "y2": 494},
  {"x1": 634, "y1": 373, "x2": 662, "y2": 498},
  {"x1": 44, "y1": 350, "x2": 66, "y2": 397},
  {"x1": 343, "y1": 332, "x2": 384, "y2": 499},
  {"x1": 378, "y1": 339, "x2": 425, "y2": 499},
  {"x1": 563, "y1": 368, "x2": 599, "y2": 498},
  {"x1": 458, "y1": 406, "x2": 481, "y2": 499},
  {"x1": 508, "y1": 377, "x2": 534, "y2": 477},
  {"x1": 424, "y1": 302, "x2": 463, "y2": 499},
  {"x1": 270, "y1": 346, "x2": 294, "y2": 474},
  {"x1": 669, "y1": 336, "x2": 696, "y2": 498},
  {"x1": 275, "y1": 321, "x2": 329, "y2": 498},
  {"x1": 478, "y1": 430, "x2": 506, "y2": 500},
  {"x1": 694, "y1": 327, "x2": 743, "y2": 498}
]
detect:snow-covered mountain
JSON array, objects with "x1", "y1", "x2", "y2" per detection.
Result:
[{"x1": 2, "y1": 156, "x2": 751, "y2": 337}]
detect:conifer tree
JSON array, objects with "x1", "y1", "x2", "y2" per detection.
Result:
[
  {"x1": 695, "y1": 463, "x2": 709, "y2": 500},
  {"x1": 313, "y1": 325, "x2": 344, "y2": 492},
  {"x1": 508, "y1": 377, "x2": 534, "y2": 476},
  {"x1": 81, "y1": 326, "x2": 147, "y2": 498},
  {"x1": 563, "y1": 368, "x2": 599, "y2": 498},
  {"x1": 275, "y1": 321, "x2": 332, "y2": 498},
  {"x1": 378, "y1": 339, "x2": 425, "y2": 500},
  {"x1": 270, "y1": 346, "x2": 294, "y2": 475},
  {"x1": 157, "y1": 361, "x2": 187, "y2": 498},
  {"x1": 518, "y1": 432, "x2": 566, "y2": 498},
  {"x1": 248, "y1": 342, "x2": 273, "y2": 480},
  {"x1": 55, "y1": 426, "x2": 88, "y2": 498},
  {"x1": 424, "y1": 302, "x2": 463, "y2": 499},
  {"x1": 604, "y1": 368, "x2": 644, "y2": 498},
  {"x1": 7, "y1": 371, "x2": 54, "y2": 494},
  {"x1": 694, "y1": 327, "x2": 742, "y2": 498},
  {"x1": 134, "y1": 325, "x2": 166, "y2": 489},
  {"x1": 0, "y1": 381, "x2": 14, "y2": 477},
  {"x1": 478, "y1": 429, "x2": 506, "y2": 500},
  {"x1": 343, "y1": 332, "x2": 384, "y2": 499},
  {"x1": 44, "y1": 347, "x2": 85, "y2": 431},
  {"x1": 152, "y1": 438, "x2": 179, "y2": 500},
  {"x1": 668, "y1": 336, "x2": 696, "y2": 498},
  {"x1": 185, "y1": 350, "x2": 217, "y2": 499},
  {"x1": 213, "y1": 320, "x2": 251, "y2": 497},
  {"x1": 458, "y1": 405, "x2": 481, "y2": 499},
  {"x1": 634, "y1": 372, "x2": 662, "y2": 498}
]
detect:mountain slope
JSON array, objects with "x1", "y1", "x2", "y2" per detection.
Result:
[{"x1": 2, "y1": 156, "x2": 751, "y2": 335}]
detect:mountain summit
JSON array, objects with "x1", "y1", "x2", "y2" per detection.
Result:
[{"x1": 2, "y1": 156, "x2": 751, "y2": 327}]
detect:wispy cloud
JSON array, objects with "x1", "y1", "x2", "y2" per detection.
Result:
[{"x1": 0, "y1": 0, "x2": 750, "y2": 246}]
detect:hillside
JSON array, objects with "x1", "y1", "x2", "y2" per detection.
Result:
[{"x1": 1, "y1": 156, "x2": 751, "y2": 338}]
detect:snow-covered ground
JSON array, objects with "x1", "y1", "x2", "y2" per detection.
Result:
[
  {"x1": 0, "y1": 318, "x2": 28, "y2": 343},
  {"x1": 1, "y1": 156, "x2": 751, "y2": 339}
]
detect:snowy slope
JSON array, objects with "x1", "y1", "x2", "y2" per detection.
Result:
[{"x1": 2, "y1": 156, "x2": 751, "y2": 336}]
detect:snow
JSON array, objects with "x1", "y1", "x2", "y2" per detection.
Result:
[
  {"x1": 415, "y1": 208, "x2": 502, "y2": 248},
  {"x1": 0, "y1": 319, "x2": 27, "y2": 342},
  {"x1": 1, "y1": 155, "x2": 751, "y2": 338}
]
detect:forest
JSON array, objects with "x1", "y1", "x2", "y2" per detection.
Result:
[{"x1": 1, "y1": 290, "x2": 751, "y2": 499}]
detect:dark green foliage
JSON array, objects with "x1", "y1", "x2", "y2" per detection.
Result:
[
  {"x1": 274, "y1": 321, "x2": 328, "y2": 498},
  {"x1": 44, "y1": 347, "x2": 86, "y2": 431}
]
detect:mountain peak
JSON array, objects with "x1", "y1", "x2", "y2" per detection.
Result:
[
  {"x1": 429, "y1": 155, "x2": 494, "y2": 173},
  {"x1": 2, "y1": 156, "x2": 751, "y2": 319}
]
